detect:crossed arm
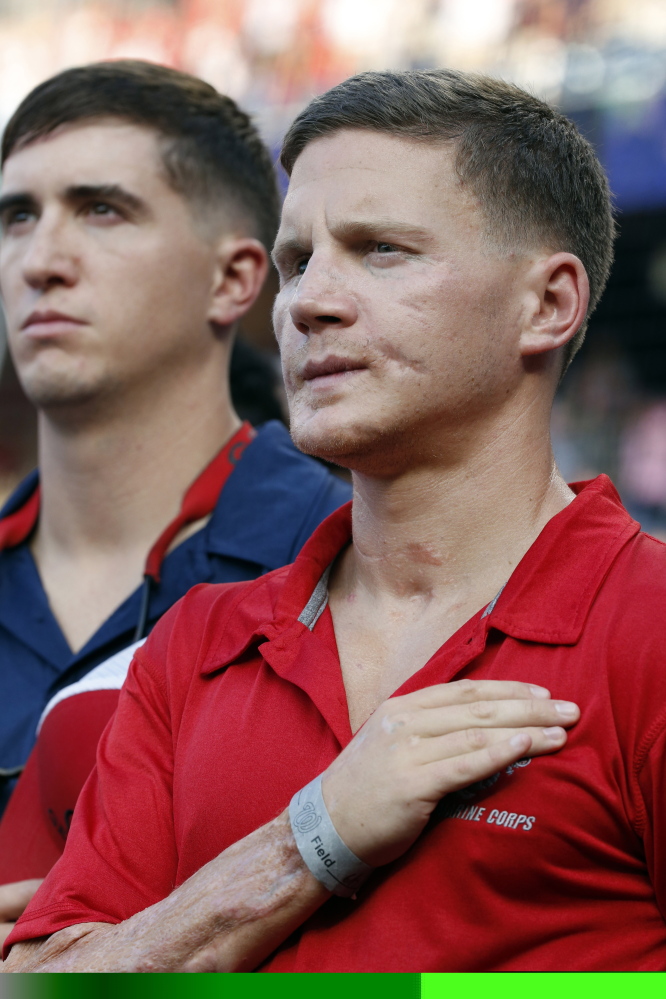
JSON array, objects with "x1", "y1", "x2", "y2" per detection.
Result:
[
  {"x1": 2, "y1": 811, "x2": 327, "y2": 973},
  {"x1": 2, "y1": 680, "x2": 579, "y2": 972}
]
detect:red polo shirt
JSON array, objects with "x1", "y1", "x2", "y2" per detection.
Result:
[{"x1": 6, "y1": 476, "x2": 666, "y2": 971}]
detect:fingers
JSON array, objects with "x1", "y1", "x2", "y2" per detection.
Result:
[
  {"x1": 411, "y1": 723, "x2": 568, "y2": 766},
  {"x1": 425, "y1": 731, "x2": 537, "y2": 799},
  {"x1": 403, "y1": 679, "x2": 552, "y2": 711},
  {"x1": 426, "y1": 696, "x2": 578, "y2": 736},
  {"x1": 323, "y1": 678, "x2": 580, "y2": 870},
  {"x1": 377, "y1": 696, "x2": 579, "y2": 740}
]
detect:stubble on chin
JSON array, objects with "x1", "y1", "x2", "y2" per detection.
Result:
[
  {"x1": 19, "y1": 366, "x2": 117, "y2": 415},
  {"x1": 288, "y1": 402, "x2": 416, "y2": 476},
  {"x1": 287, "y1": 400, "x2": 364, "y2": 464}
]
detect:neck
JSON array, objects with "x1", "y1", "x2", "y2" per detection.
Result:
[
  {"x1": 35, "y1": 361, "x2": 240, "y2": 559},
  {"x1": 342, "y1": 398, "x2": 573, "y2": 609}
]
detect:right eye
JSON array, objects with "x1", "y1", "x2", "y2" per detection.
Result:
[
  {"x1": 85, "y1": 201, "x2": 121, "y2": 221},
  {"x1": 296, "y1": 257, "x2": 310, "y2": 276},
  {"x1": 1, "y1": 208, "x2": 36, "y2": 231}
]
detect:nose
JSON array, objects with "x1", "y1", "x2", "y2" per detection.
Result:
[
  {"x1": 288, "y1": 256, "x2": 358, "y2": 335},
  {"x1": 21, "y1": 214, "x2": 79, "y2": 291}
]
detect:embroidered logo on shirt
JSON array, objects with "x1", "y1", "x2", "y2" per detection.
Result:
[
  {"x1": 441, "y1": 800, "x2": 536, "y2": 831},
  {"x1": 457, "y1": 757, "x2": 531, "y2": 799},
  {"x1": 436, "y1": 758, "x2": 537, "y2": 832}
]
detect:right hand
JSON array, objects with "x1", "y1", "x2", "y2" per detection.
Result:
[{"x1": 322, "y1": 679, "x2": 579, "y2": 867}]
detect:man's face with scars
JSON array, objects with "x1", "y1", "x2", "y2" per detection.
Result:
[{"x1": 272, "y1": 128, "x2": 531, "y2": 473}]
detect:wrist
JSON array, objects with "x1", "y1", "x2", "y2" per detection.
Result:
[{"x1": 289, "y1": 776, "x2": 374, "y2": 897}]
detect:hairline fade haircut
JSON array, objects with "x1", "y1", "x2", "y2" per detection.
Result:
[
  {"x1": 2, "y1": 60, "x2": 280, "y2": 251},
  {"x1": 281, "y1": 69, "x2": 615, "y2": 370}
]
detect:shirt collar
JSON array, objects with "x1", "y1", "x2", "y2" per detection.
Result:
[
  {"x1": 488, "y1": 475, "x2": 639, "y2": 644},
  {"x1": 0, "y1": 422, "x2": 331, "y2": 575},
  {"x1": 204, "y1": 420, "x2": 348, "y2": 570},
  {"x1": 278, "y1": 474, "x2": 638, "y2": 644},
  {"x1": 199, "y1": 501, "x2": 352, "y2": 674},
  {"x1": 0, "y1": 470, "x2": 39, "y2": 521},
  {"x1": 202, "y1": 474, "x2": 638, "y2": 675}
]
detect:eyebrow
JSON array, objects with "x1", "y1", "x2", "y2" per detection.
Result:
[
  {"x1": 331, "y1": 217, "x2": 433, "y2": 244},
  {"x1": 271, "y1": 236, "x2": 307, "y2": 267},
  {"x1": 272, "y1": 216, "x2": 434, "y2": 265},
  {"x1": 0, "y1": 183, "x2": 147, "y2": 218},
  {"x1": 0, "y1": 192, "x2": 37, "y2": 215},
  {"x1": 64, "y1": 184, "x2": 147, "y2": 215}
]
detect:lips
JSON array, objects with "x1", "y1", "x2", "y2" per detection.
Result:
[
  {"x1": 20, "y1": 309, "x2": 86, "y2": 333},
  {"x1": 301, "y1": 355, "x2": 367, "y2": 382}
]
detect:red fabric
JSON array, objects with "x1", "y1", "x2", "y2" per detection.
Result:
[
  {"x1": 144, "y1": 421, "x2": 255, "y2": 582},
  {"x1": 7, "y1": 477, "x2": 666, "y2": 971},
  {"x1": 0, "y1": 691, "x2": 120, "y2": 881},
  {"x1": 0, "y1": 487, "x2": 40, "y2": 550},
  {"x1": 0, "y1": 750, "x2": 61, "y2": 882}
]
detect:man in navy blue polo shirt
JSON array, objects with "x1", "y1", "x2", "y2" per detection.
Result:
[{"x1": 0, "y1": 60, "x2": 350, "y2": 823}]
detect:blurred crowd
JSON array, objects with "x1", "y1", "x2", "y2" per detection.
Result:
[
  {"x1": 2, "y1": 0, "x2": 666, "y2": 530},
  {"x1": 555, "y1": 348, "x2": 666, "y2": 537},
  {"x1": 2, "y1": 1, "x2": 666, "y2": 142}
]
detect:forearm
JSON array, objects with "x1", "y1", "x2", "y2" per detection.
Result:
[{"x1": 3, "y1": 810, "x2": 329, "y2": 973}]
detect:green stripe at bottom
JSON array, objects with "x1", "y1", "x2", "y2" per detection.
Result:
[
  {"x1": 2, "y1": 972, "x2": 421, "y2": 999},
  {"x1": 4, "y1": 970, "x2": 664, "y2": 999},
  {"x1": 424, "y1": 972, "x2": 664, "y2": 999}
]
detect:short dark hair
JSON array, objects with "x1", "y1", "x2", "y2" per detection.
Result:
[
  {"x1": 2, "y1": 60, "x2": 280, "y2": 250},
  {"x1": 281, "y1": 69, "x2": 615, "y2": 367}
]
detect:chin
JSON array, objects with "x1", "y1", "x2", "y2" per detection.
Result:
[
  {"x1": 289, "y1": 406, "x2": 359, "y2": 457},
  {"x1": 290, "y1": 427, "x2": 353, "y2": 468},
  {"x1": 289, "y1": 406, "x2": 415, "y2": 475},
  {"x1": 20, "y1": 368, "x2": 112, "y2": 412}
]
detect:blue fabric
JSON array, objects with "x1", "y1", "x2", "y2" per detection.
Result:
[{"x1": 0, "y1": 421, "x2": 350, "y2": 814}]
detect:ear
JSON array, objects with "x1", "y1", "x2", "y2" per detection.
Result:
[
  {"x1": 206, "y1": 238, "x2": 270, "y2": 329},
  {"x1": 519, "y1": 252, "x2": 590, "y2": 357}
]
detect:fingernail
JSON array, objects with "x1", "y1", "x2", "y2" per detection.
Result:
[
  {"x1": 543, "y1": 726, "x2": 566, "y2": 741},
  {"x1": 555, "y1": 701, "x2": 578, "y2": 718},
  {"x1": 529, "y1": 685, "x2": 550, "y2": 698}
]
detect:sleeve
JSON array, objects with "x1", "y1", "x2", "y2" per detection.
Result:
[
  {"x1": 3, "y1": 633, "x2": 178, "y2": 955},
  {"x1": 0, "y1": 747, "x2": 62, "y2": 883},
  {"x1": 636, "y1": 721, "x2": 666, "y2": 923}
]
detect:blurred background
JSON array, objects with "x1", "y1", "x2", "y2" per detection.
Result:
[{"x1": 1, "y1": 0, "x2": 666, "y2": 533}]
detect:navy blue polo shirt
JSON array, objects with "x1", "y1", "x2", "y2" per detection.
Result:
[{"x1": 0, "y1": 421, "x2": 350, "y2": 814}]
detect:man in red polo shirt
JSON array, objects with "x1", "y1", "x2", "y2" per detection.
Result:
[{"x1": 5, "y1": 69, "x2": 666, "y2": 972}]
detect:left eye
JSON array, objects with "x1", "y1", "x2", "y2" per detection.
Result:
[
  {"x1": 89, "y1": 203, "x2": 116, "y2": 216},
  {"x1": 375, "y1": 242, "x2": 396, "y2": 253}
]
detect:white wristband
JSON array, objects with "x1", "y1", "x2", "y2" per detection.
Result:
[{"x1": 289, "y1": 775, "x2": 374, "y2": 897}]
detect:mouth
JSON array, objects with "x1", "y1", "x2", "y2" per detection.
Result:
[
  {"x1": 301, "y1": 355, "x2": 368, "y2": 385},
  {"x1": 20, "y1": 309, "x2": 87, "y2": 336}
]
